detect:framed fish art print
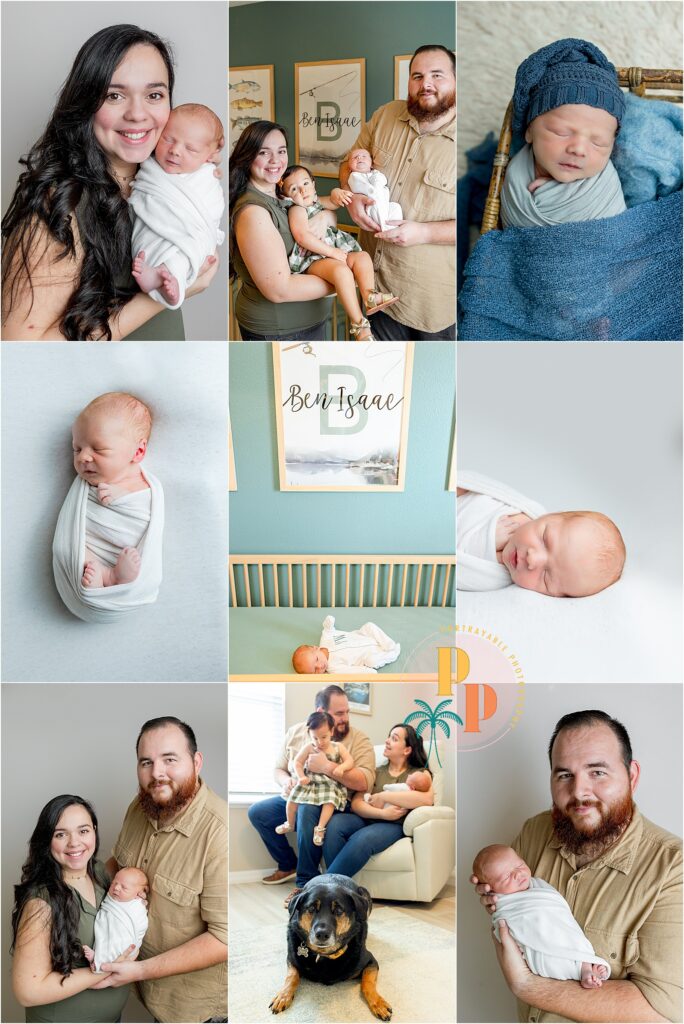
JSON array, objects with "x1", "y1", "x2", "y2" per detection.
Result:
[{"x1": 229, "y1": 65, "x2": 275, "y2": 153}]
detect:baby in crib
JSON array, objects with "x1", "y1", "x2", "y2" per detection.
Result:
[
  {"x1": 363, "y1": 768, "x2": 431, "y2": 805},
  {"x1": 72, "y1": 392, "x2": 152, "y2": 589},
  {"x1": 347, "y1": 148, "x2": 404, "y2": 231},
  {"x1": 501, "y1": 38, "x2": 627, "y2": 228},
  {"x1": 130, "y1": 103, "x2": 225, "y2": 309},
  {"x1": 292, "y1": 614, "x2": 401, "y2": 674},
  {"x1": 82, "y1": 867, "x2": 149, "y2": 973},
  {"x1": 277, "y1": 164, "x2": 398, "y2": 340},
  {"x1": 457, "y1": 481, "x2": 625, "y2": 597},
  {"x1": 472, "y1": 845, "x2": 610, "y2": 989}
]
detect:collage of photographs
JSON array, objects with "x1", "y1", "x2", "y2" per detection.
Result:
[{"x1": 0, "y1": 1, "x2": 682, "y2": 1023}]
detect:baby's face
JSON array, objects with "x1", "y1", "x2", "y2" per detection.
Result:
[
  {"x1": 155, "y1": 111, "x2": 218, "y2": 174},
  {"x1": 525, "y1": 104, "x2": 618, "y2": 183},
  {"x1": 349, "y1": 149, "x2": 372, "y2": 173},
  {"x1": 72, "y1": 411, "x2": 143, "y2": 486},
  {"x1": 281, "y1": 169, "x2": 317, "y2": 208},
  {"x1": 109, "y1": 868, "x2": 146, "y2": 902},
  {"x1": 482, "y1": 848, "x2": 531, "y2": 895},
  {"x1": 310, "y1": 723, "x2": 333, "y2": 750},
  {"x1": 501, "y1": 513, "x2": 604, "y2": 598},
  {"x1": 297, "y1": 646, "x2": 329, "y2": 673}
]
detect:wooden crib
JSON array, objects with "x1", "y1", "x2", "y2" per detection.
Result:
[{"x1": 481, "y1": 66, "x2": 683, "y2": 234}]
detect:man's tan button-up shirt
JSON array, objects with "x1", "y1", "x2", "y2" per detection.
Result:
[
  {"x1": 350, "y1": 99, "x2": 455, "y2": 334},
  {"x1": 113, "y1": 780, "x2": 227, "y2": 1023},
  {"x1": 512, "y1": 808, "x2": 682, "y2": 1023},
  {"x1": 277, "y1": 722, "x2": 376, "y2": 793}
]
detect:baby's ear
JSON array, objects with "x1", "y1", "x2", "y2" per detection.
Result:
[{"x1": 132, "y1": 438, "x2": 147, "y2": 463}]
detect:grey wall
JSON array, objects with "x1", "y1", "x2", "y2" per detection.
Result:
[
  {"x1": 457, "y1": 683, "x2": 683, "y2": 1023},
  {"x1": 1, "y1": 343, "x2": 228, "y2": 681},
  {"x1": 1, "y1": 1, "x2": 228, "y2": 341},
  {"x1": 1, "y1": 683, "x2": 227, "y2": 1024}
]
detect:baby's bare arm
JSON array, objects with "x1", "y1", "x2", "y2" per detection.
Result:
[{"x1": 335, "y1": 743, "x2": 355, "y2": 775}]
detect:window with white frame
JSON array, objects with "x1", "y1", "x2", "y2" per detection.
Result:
[{"x1": 228, "y1": 683, "x2": 285, "y2": 801}]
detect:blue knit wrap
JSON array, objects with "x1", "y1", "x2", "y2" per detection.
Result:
[{"x1": 512, "y1": 38, "x2": 626, "y2": 139}]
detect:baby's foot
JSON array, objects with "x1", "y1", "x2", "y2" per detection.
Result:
[
  {"x1": 158, "y1": 267, "x2": 180, "y2": 306},
  {"x1": 82, "y1": 561, "x2": 105, "y2": 588},
  {"x1": 97, "y1": 481, "x2": 125, "y2": 506},
  {"x1": 112, "y1": 547, "x2": 141, "y2": 585},
  {"x1": 580, "y1": 962, "x2": 609, "y2": 989},
  {"x1": 132, "y1": 250, "x2": 165, "y2": 295},
  {"x1": 275, "y1": 822, "x2": 293, "y2": 835}
]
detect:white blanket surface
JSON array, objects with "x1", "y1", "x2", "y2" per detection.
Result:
[
  {"x1": 492, "y1": 878, "x2": 611, "y2": 981},
  {"x1": 320, "y1": 614, "x2": 400, "y2": 673},
  {"x1": 53, "y1": 469, "x2": 164, "y2": 623},
  {"x1": 93, "y1": 894, "x2": 148, "y2": 973},
  {"x1": 129, "y1": 159, "x2": 225, "y2": 309},
  {"x1": 457, "y1": 471, "x2": 546, "y2": 591}
]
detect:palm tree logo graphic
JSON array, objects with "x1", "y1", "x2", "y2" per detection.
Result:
[{"x1": 404, "y1": 699, "x2": 463, "y2": 767}]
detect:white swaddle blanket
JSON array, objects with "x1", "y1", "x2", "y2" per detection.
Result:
[
  {"x1": 501, "y1": 144, "x2": 626, "y2": 229},
  {"x1": 52, "y1": 469, "x2": 164, "y2": 623},
  {"x1": 129, "y1": 158, "x2": 225, "y2": 309},
  {"x1": 348, "y1": 169, "x2": 403, "y2": 231},
  {"x1": 492, "y1": 877, "x2": 611, "y2": 982},
  {"x1": 93, "y1": 895, "x2": 148, "y2": 973},
  {"x1": 457, "y1": 471, "x2": 546, "y2": 591},
  {"x1": 320, "y1": 614, "x2": 400, "y2": 673}
]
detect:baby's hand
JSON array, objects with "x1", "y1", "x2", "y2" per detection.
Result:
[
  {"x1": 528, "y1": 175, "x2": 552, "y2": 194},
  {"x1": 299, "y1": 776, "x2": 311, "y2": 786},
  {"x1": 329, "y1": 249, "x2": 348, "y2": 263},
  {"x1": 97, "y1": 482, "x2": 117, "y2": 506},
  {"x1": 331, "y1": 766, "x2": 344, "y2": 780},
  {"x1": 495, "y1": 513, "x2": 531, "y2": 551},
  {"x1": 82, "y1": 944, "x2": 95, "y2": 964},
  {"x1": 331, "y1": 188, "x2": 353, "y2": 208}
]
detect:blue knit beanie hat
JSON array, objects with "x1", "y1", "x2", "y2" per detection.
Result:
[{"x1": 512, "y1": 38, "x2": 625, "y2": 139}]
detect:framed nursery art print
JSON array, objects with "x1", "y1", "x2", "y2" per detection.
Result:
[
  {"x1": 229, "y1": 64, "x2": 274, "y2": 153},
  {"x1": 394, "y1": 54, "x2": 412, "y2": 100},
  {"x1": 273, "y1": 342, "x2": 413, "y2": 492},
  {"x1": 343, "y1": 682, "x2": 371, "y2": 715},
  {"x1": 295, "y1": 59, "x2": 365, "y2": 177}
]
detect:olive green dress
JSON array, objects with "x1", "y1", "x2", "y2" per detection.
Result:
[
  {"x1": 25, "y1": 862, "x2": 130, "y2": 1023},
  {"x1": 231, "y1": 185, "x2": 331, "y2": 337}
]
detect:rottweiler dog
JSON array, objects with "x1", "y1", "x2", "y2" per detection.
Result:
[{"x1": 270, "y1": 873, "x2": 392, "y2": 1020}]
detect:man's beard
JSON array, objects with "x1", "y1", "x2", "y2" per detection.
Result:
[
  {"x1": 406, "y1": 89, "x2": 455, "y2": 123},
  {"x1": 138, "y1": 773, "x2": 198, "y2": 821},
  {"x1": 551, "y1": 793, "x2": 634, "y2": 855},
  {"x1": 333, "y1": 721, "x2": 350, "y2": 741}
]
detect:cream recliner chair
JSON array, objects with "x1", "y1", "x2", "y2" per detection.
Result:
[{"x1": 351, "y1": 744, "x2": 455, "y2": 902}]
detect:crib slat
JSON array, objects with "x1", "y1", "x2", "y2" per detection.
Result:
[
  {"x1": 332, "y1": 563, "x2": 336, "y2": 606},
  {"x1": 345, "y1": 563, "x2": 350, "y2": 608},
  {"x1": 243, "y1": 563, "x2": 251, "y2": 609},
  {"x1": 258, "y1": 564, "x2": 265, "y2": 608},
  {"x1": 441, "y1": 564, "x2": 450, "y2": 608},
  {"x1": 288, "y1": 563, "x2": 293, "y2": 608},
  {"x1": 359, "y1": 564, "x2": 365, "y2": 607},
  {"x1": 230, "y1": 565, "x2": 236, "y2": 608},
  {"x1": 303, "y1": 563, "x2": 308, "y2": 608},
  {"x1": 386, "y1": 563, "x2": 394, "y2": 607},
  {"x1": 372, "y1": 566, "x2": 379, "y2": 608},
  {"x1": 413, "y1": 564, "x2": 423, "y2": 607},
  {"x1": 400, "y1": 565, "x2": 409, "y2": 607},
  {"x1": 317, "y1": 564, "x2": 321, "y2": 608},
  {"x1": 428, "y1": 563, "x2": 437, "y2": 607},
  {"x1": 273, "y1": 563, "x2": 280, "y2": 608}
]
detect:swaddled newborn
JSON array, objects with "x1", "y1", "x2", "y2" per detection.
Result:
[
  {"x1": 83, "y1": 867, "x2": 149, "y2": 973},
  {"x1": 457, "y1": 472, "x2": 625, "y2": 597},
  {"x1": 473, "y1": 845, "x2": 611, "y2": 989},
  {"x1": 347, "y1": 148, "x2": 404, "y2": 231},
  {"x1": 501, "y1": 39, "x2": 627, "y2": 228},
  {"x1": 292, "y1": 615, "x2": 400, "y2": 673}
]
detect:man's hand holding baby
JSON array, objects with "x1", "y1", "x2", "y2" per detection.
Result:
[
  {"x1": 491, "y1": 920, "x2": 535, "y2": 999},
  {"x1": 375, "y1": 220, "x2": 427, "y2": 247},
  {"x1": 347, "y1": 193, "x2": 382, "y2": 232},
  {"x1": 469, "y1": 873, "x2": 498, "y2": 914}
]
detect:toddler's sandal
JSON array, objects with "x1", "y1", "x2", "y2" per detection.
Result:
[
  {"x1": 349, "y1": 317, "x2": 375, "y2": 340},
  {"x1": 313, "y1": 825, "x2": 327, "y2": 846},
  {"x1": 275, "y1": 822, "x2": 293, "y2": 835},
  {"x1": 366, "y1": 291, "x2": 399, "y2": 315}
]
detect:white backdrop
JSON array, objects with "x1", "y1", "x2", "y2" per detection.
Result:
[{"x1": 1, "y1": 343, "x2": 228, "y2": 681}]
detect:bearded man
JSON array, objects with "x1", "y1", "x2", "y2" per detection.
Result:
[
  {"x1": 248, "y1": 684, "x2": 375, "y2": 908},
  {"x1": 338, "y1": 44, "x2": 456, "y2": 339},
  {"x1": 472, "y1": 710, "x2": 682, "y2": 1023},
  {"x1": 103, "y1": 716, "x2": 227, "y2": 1023}
]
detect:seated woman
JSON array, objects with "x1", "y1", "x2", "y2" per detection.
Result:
[
  {"x1": 11, "y1": 795, "x2": 138, "y2": 1022},
  {"x1": 230, "y1": 120, "x2": 335, "y2": 340},
  {"x1": 2, "y1": 25, "x2": 219, "y2": 341},
  {"x1": 322, "y1": 723, "x2": 433, "y2": 878}
]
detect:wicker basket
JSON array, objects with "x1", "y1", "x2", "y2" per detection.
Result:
[{"x1": 481, "y1": 67, "x2": 683, "y2": 234}]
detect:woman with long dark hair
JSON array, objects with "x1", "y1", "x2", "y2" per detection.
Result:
[
  {"x1": 2, "y1": 24, "x2": 218, "y2": 341},
  {"x1": 230, "y1": 120, "x2": 334, "y2": 340},
  {"x1": 322, "y1": 723, "x2": 434, "y2": 879},
  {"x1": 11, "y1": 795, "x2": 136, "y2": 1021}
]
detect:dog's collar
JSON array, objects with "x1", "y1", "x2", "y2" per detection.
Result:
[{"x1": 298, "y1": 942, "x2": 349, "y2": 962}]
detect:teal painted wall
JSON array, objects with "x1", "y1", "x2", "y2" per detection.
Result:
[
  {"x1": 229, "y1": 1, "x2": 455, "y2": 221},
  {"x1": 229, "y1": 343, "x2": 456, "y2": 555}
]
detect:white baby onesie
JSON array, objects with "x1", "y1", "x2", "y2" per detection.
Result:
[
  {"x1": 93, "y1": 894, "x2": 148, "y2": 973},
  {"x1": 348, "y1": 169, "x2": 403, "y2": 231},
  {"x1": 320, "y1": 615, "x2": 400, "y2": 673}
]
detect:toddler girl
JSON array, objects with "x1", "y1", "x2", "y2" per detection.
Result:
[
  {"x1": 275, "y1": 711, "x2": 354, "y2": 845},
  {"x1": 277, "y1": 164, "x2": 398, "y2": 340}
]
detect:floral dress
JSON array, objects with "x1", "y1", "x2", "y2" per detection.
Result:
[
  {"x1": 287, "y1": 200, "x2": 361, "y2": 273},
  {"x1": 288, "y1": 742, "x2": 348, "y2": 811}
]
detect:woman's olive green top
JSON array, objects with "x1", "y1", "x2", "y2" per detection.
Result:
[
  {"x1": 231, "y1": 185, "x2": 331, "y2": 337},
  {"x1": 25, "y1": 861, "x2": 130, "y2": 1023}
]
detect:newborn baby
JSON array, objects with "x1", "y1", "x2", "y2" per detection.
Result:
[
  {"x1": 292, "y1": 614, "x2": 400, "y2": 674},
  {"x1": 501, "y1": 39, "x2": 627, "y2": 228},
  {"x1": 473, "y1": 845, "x2": 611, "y2": 989},
  {"x1": 457, "y1": 473, "x2": 625, "y2": 597},
  {"x1": 347, "y1": 148, "x2": 404, "y2": 231},
  {"x1": 83, "y1": 867, "x2": 148, "y2": 973},
  {"x1": 130, "y1": 103, "x2": 225, "y2": 309},
  {"x1": 364, "y1": 769, "x2": 431, "y2": 805},
  {"x1": 71, "y1": 393, "x2": 152, "y2": 589}
]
